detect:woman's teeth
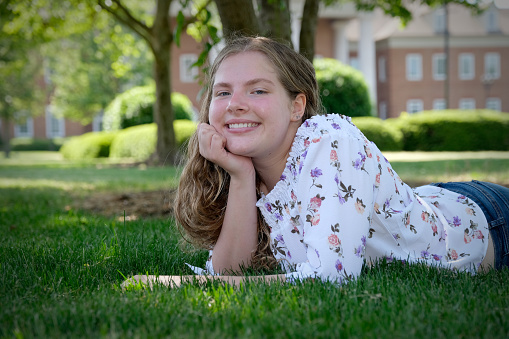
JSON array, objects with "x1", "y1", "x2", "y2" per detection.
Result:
[{"x1": 228, "y1": 123, "x2": 258, "y2": 129}]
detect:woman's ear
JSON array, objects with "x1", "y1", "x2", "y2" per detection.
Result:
[{"x1": 291, "y1": 93, "x2": 306, "y2": 122}]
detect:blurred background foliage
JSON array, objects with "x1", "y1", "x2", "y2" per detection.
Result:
[{"x1": 102, "y1": 84, "x2": 195, "y2": 131}]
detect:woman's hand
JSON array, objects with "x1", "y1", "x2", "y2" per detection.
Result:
[{"x1": 197, "y1": 123, "x2": 254, "y2": 177}]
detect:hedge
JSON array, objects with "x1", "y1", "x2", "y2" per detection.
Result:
[
  {"x1": 314, "y1": 58, "x2": 372, "y2": 117},
  {"x1": 102, "y1": 84, "x2": 195, "y2": 131},
  {"x1": 109, "y1": 120, "x2": 197, "y2": 160},
  {"x1": 352, "y1": 117, "x2": 403, "y2": 151},
  {"x1": 59, "y1": 109, "x2": 509, "y2": 161},
  {"x1": 60, "y1": 131, "x2": 118, "y2": 160},
  {"x1": 9, "y1": 138, "x2": 65, "y2": 151},
  {"x1": 394, "y1": 109, "x2": 509, "y2": 151}
]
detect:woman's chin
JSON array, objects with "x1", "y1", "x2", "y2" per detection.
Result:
[{"x1": 226, "y1": 146, "x2": 252, "y2": 158}]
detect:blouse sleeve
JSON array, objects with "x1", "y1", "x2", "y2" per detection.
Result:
[
  {"x1": 289, "y1": 132, "x2": 378, "y2": 283},
  {"x1": 185, "y1": 250, "x2": 217, "y2": 276}
]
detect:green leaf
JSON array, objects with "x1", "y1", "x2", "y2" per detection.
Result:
[{"x1": 174, "y1": 11, "x2": 185, "y2": 47}]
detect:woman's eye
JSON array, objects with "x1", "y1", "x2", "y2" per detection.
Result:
[
  {"x1": 216, "y1": 91, "x2": 230, "y2": 97},
  {"x1": 253, "y1": 90, "x2": 266, "y2": 95}
]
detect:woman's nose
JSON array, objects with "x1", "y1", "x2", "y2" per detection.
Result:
[{"x1": 227, "y1": 93, "x2": 248, "y2": 113}]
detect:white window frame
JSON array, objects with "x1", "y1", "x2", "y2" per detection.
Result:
[
  {"x1": 432, "y1": 53, "x2": 446, "y2": 81},
  {"x1": 179, "y1": 54, "x2": 198, "y2": 83},
  {"x1": 378, "y1": 56, "x2": 386, "y2": 83},
  {"x1": 406, "y1": 99, "x2": 423, "y2": 114},
  {"x1": 484, "y1": 53, "x2": 500, "y2": 80},
  {"x1": 459, "y1": 53, "x2": 475, "y2": 80},
  {"x1": 486, "y1": 98, "x2": 501, "y2": 111},
  {"x1": 406, "y1": 54, "x2": 422, "y2": 81},
  {"x1": 349, "y1": 57, "x2": 359, "y2": 71},
  {"x1": 14, "y1": 114, "x2": 34, "y2": 138},
  {"x1": 459, "y1": 98, "x2": 476, "y2": 110},
  {"x1": 433, "y1": 8, "x2": 446, "y2": 34},
  {"x1": 485, "y1": 7, "x2": 499, "y2": 33},
  {"x1": 45, "y1": 106, "x2": 65, "y2": 138},
  {"x1": 433, "y1": 99, "x2": 446, "y2": 110},
  {"x1": 378, "y1": 101, "x2": 387, "y2": 119}
]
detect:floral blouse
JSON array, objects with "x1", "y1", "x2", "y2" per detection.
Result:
[{"x1": 201, "y1": 114, "x2": 489, "y2": 283}]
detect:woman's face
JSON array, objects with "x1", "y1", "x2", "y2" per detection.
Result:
[{"x1": 208, "y1": 51, "x2": 304, "y2": 162}]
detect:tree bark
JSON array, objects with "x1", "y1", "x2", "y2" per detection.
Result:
[
  {"x1": 259, "y1": 0, "x2": 292, "y2": 46},
  {"x1": 99, "y1": 0, "x2": 177, "y2": 165},
  {"x1": 299, "y1": 0, "x2": 320, "y2": 62},
  {"x1": 214, "y1": 0, "x2": 260, "y2": 39},
  {"x1": 150, "y1": 0, "x2": 177, "y2": 165},
  {"x1": 1, "y1": 117, "x2": 11, "y2": 158}
]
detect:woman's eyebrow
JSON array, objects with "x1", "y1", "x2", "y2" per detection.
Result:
[
  {"x1": 213, "y1": 78, "x2": 275, "y2": 89},
  {"x1": 245, "y1": 78, "x2": 275, "y2": 86}
]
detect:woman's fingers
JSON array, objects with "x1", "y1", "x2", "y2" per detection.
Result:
[
  {"x1": 197, "y1": 123, "x2": 254, "y2": 176},
  {"x1": 198, "y1": 123, "x2": 227, "y2": 162}
]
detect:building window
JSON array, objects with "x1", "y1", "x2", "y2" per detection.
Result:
[
  {"x1": 484, "y1": 53, "x2": 500, "y2": 80},
  {"x1": 486, "y1": 98, "x2": 501, "y2": 111},
  {"x1": 459, "y1": 53, "x2": 475, "y2": 80},
  {"x1": 93, "y1": 111, "x2": 103, "y2": 132},
  {"x1": 379, "y1": 101, "x2": 387, "y2": 119},
  {"x1": 433, "y1": 99, "x2": 446, "y2": 110},
  {"x1": 179, "y1": 54, "x2": 198, "y2": 83},
  {"x1": 406, "y1": 99, "x2": 423, "y2": 114},
  {"x1": 485, "y1": 7, "x2": 499, "y2": 33},
  {"x1": 406, "y1": 54, "x2": 422, "y2": 81},
  {"x1": 349, "y1": 57, "x2": 359, "y2": 71},
  {"x1": 459, "y1": 98, "x2": 476, "y2": 110},
  {"x1": 14, "y1": 113, "x2": 34, "y2": 138},
  {"x1": 433, "y1": 8, "x2": 446, "y2": 34},
  {"x1": 432, "y1": 53, "x2": 446, "y2": 81},
  {"x1": 378, "y1": 56, "x2": 386, "y2": 83},
  {"x1": 45, "y1": 107, "x2": 65, "y2": 138}
]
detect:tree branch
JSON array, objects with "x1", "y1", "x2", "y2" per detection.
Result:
[{"x1": 97, "y1": 0, "x2": 152, "y2": 43}]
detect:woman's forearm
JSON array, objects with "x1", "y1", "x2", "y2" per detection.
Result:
[{"x1": 211, "y1": 168, "x2": 259, "y2": 274}]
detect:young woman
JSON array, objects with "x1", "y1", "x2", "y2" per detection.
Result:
[{"x1": 125, "y1": 36, "x2": 508, "y2": 288}]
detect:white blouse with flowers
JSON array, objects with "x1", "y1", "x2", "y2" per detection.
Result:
[{"x1": 200, "y1": 114, "x2": 489, "y2": 283}]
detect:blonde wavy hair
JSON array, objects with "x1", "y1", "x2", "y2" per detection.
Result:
[{"x1": 174, "y1": 36, "x2": 323, "y2": 271}]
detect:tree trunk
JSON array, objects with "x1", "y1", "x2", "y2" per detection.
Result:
[
  {"x1": 1, "y1": 117, "x2": 11, "y2": 158},
  {"x1": 259, "y1": 0, "x2": 292, "y2": 46},
  {"x1": 152, "y1": 47, "x2": 176, "y2": 165},
  {"x1": 151, "y1": 0, "x2": 177, "y2": 165},
  {"x1": 214, "y1": 0, "x2": 260, "y2": 39},
  {"x1": 299, "y1": 0, "x2": 320, "y2": 62}
]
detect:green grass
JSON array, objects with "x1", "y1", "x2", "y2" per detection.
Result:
[
  {"x1": 1, "y1": 151, "x2": 509, "y2": 338},
  {"x1": 386, "y1": 151, "x2": 509, "y2": 187}
]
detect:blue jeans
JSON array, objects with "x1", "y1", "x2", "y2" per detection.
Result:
[{"x1": 429, "y1": 181, "x2": 509, "y2": 270}]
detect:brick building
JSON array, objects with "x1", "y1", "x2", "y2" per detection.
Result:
[{"x1": 2, "y1": 1, "x2": 508, "y2": 141}]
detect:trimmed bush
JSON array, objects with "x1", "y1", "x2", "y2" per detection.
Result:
[
  {"x1": 174, "y1": 119, "x2": 198, "y2": 147},
  {"x1": 109, "y1": 120, "x2": 197, "y2": 160},
  {"x1": 109, "y1": 124, "x2": 156, "y2": 160},
  {"x1": 10, "y1": 138, "x2": 65, "y2": 151},
  {"x1": 172, "y1": 92, "x2": 195, "y2": 121},
  {"x1": 102, "y1": 84, "x2": 195, "y2": 131},
  {"x1": 352, "y1": 117, "x2": 403, "y2": 151},
  {"x1": 395, "y1": 109, "x2": 509, "y2": 151},
  {"x1": 314, "y1": 58, "x2": 372, "y2": 117},
  {"x1": 60, "y1": 131, "x2": 117, "y2": 160}
]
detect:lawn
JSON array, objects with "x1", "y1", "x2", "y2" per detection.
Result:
[{"x1": 1, "y1": 151, "x2": 509, "y2": 338}]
